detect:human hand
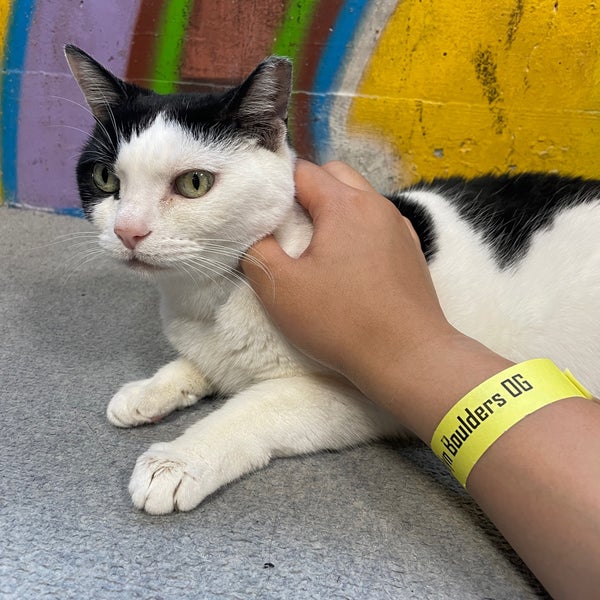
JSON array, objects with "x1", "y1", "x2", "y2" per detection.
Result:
[
  {"x1": 241, "y1": 160, "x2": 474, "y2": 424},
  {"x1": 243, "y1": 159, "x2": 445, "y2": 361}
]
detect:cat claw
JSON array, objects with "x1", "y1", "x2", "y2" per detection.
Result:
[
  {"x1": 107, "y1": 379, "x2": 161, "y2": 427},
  {"x1": 129, "y1": 443, "x2": 216, "y2": 514}
]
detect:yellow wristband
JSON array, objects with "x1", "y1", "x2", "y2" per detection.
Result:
[{"x1": 430, "y1": 358, "x2": 593, "y2": 488}]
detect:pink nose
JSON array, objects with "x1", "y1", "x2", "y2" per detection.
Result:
[{"x1": 114, "y1": 226, "x2": 151, "y2": 250}]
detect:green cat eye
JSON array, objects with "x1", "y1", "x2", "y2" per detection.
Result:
[
  {"x1": 175, "y1": 170, "x2": 214, "y2": 199},
  {"x1": 92, "y1": 163, "x2": 119, "y2": 194}
]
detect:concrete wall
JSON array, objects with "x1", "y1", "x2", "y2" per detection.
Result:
[{"x1": 1, "y1": 0, "x2": 600, "y2": 214}]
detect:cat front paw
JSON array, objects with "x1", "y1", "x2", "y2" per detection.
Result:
[
  {"x1": 107, "y1": 359, "x2": 210, "y2": 428},
  {"x1": 107, "y1": 379, "x2": 199, "y2": 427},
  {"x1": 108, "y1": 379, "x2": 162, "y2": 427},
  {"x1": 129, "y1": 443, "x2": 221, "y2": 514}
]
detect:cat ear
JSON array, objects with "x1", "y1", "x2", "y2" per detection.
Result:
[
  {"x1": 227, "y1": 56, "x2": 292, "y2": 150},
  {"x1": 64, "y1": 44, "x2": 132, "y2": 121}
]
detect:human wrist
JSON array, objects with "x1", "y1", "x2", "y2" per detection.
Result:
[
  {"x1": 401, "y1": 335, "x2": 514, "y2": 442},
  {"x1": 345, "y1": 330, "x2": 513, "y2": 442}
]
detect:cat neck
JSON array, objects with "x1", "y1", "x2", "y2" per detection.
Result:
[{"x1": 156, "y1": 263, "x2": 240, "y2": 322}]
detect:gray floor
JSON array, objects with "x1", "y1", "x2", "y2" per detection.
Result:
[{"x1": 0, "y1": 206, "x2": 548, "y2": 600}]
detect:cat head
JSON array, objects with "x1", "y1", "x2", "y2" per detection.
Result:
[{"x1": 65, "y1": 44, "x2": 295, "y2": 278}]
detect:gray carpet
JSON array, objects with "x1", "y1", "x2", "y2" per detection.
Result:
[{"x1": 0, "y1": 206, "x2": 548, "y2": 600}]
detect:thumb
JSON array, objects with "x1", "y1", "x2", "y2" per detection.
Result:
[{"x1": 241, "y1": 235, "x2": 291, "y2": 298}]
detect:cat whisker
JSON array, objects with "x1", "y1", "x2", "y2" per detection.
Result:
[
  {"x1": 178, "y1": 257, "x2": 231, "y2": 293},
  {"x1": 182, "y1": 254, "x2": 240, "y2": 287},
  {"x1": 33, "y1": 231, "x2": 98, "y2": 251},
  {"x1": 184, "y1": 256, "x2": 257, "y2": 297},
  {"x1": 49, "y1": 123, "x2": 97, "y2": 138},
  {"x1": 50, "y1": 231, "x2": 97, "y2": 239},
  {"x1": 168, "y1": 242, "x2": 266, "y2": 297},
  {"x1": 200, "y1": 245, "x2": 246, "y2": 262},
  {"x1": 60, "y1": 248, "x2": 104, "y2": 286},
  {"x1": 193, "y1": 240, "x2": 276, "y2": 290},
  {"x1": 51, "y1": 95, "x2": 94, "y2": 117},
  {"x1": 240, "y1": 248, "x2": 275, "y2": 293},
  {"x1": 83, "y1": 128, "x2": 117, "y2": 159},
  {"x1": 178, "y1": 261, "x2": 223, "y2": 292},
  {"x1": 164, "y1": 238, "x2": 246, "y2": 256},
  {"x1": 196, "y1": 236, "x2": 248, "y2": 245},
  {"x1": 52, "y1": 94, "x2": 117, "y2": 155},
  {"x1": 101, "y1": 100, "x2": 120, "y2": 152},
  {"x1": 61, "y1": 245, "x2": 102, "y2": 269}
]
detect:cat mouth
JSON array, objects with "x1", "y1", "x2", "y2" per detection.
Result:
[{"x1": 124, "y1": 256, "x2": 166, "y2": 272}]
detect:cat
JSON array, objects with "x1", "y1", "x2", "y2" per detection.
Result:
[{"x1": 65, "y1": 45, "x2": 600, "y2": 514}]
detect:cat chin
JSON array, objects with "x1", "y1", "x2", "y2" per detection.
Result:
[{"x1": 119, "y1": 257, "x2": 168, "y2": 276}]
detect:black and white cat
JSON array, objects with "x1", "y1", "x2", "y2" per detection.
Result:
[{"x1": 65, "y1": 45, "x2": 600, "y2": 514}]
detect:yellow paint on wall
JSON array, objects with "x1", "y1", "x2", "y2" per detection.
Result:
[
  {"x1": 0, "y1": 0, "x2": 10, "y2": 60},
  {"x1": 350, "y1": 0, "x2": 600, "y2": 184}
]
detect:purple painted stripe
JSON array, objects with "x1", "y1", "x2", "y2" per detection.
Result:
[{"x1": 18, "y1": 1, "x2": 142, "y2": 211}]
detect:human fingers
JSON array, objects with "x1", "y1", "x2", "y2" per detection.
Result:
[
  {"x1": 293, "y1": 159, "x2": 357, "y2": 219},
  {"x1": 241, "y1": 235, "x2": 292, "y2": 299},
  {"x1": 321, "y1": 160, "x2": 377, "y2": 193},
  {"x1": 320, "y1": 161, "x2": 422, "y2": 251},
  {"x1": 401, "y1": 216, "x2": 423, "y2": 249}
]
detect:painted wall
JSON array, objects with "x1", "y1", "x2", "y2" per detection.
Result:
[{"x1": 1, "y1": 0, "x2": 600, "y2": 214}]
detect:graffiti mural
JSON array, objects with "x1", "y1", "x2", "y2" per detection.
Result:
[{"x1": 1, "y1": 0, "x2": 600, "y2": 213}]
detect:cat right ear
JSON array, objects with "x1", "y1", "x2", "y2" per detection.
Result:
[
  {"x1": 226, "y1": 56, "x2": 293, "y2": 151},
  {"x1": 64, "y1": 44, "x2": 130, "y2": 121}
]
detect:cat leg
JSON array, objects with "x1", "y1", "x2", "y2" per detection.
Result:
[
  {"x1": 107, "y1": 357, "x2": 213, "y2": 428},
  {"x1": 128, "y1": 375, "x2": 404, "y2": 514}
]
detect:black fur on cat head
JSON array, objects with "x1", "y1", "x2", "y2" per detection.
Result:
[{"x1": 64, "y1": 44, "x2": 292, "y2": 218}]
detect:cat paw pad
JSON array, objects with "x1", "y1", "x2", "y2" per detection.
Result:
[{"x1": 129, "y1": 444, "x2": 216, "y2": 514}]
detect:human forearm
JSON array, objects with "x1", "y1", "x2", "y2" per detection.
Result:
[
  {"x1": 468, "y1": 395, "x2": 600, "y2": 600},
  {"x1": 353, "y1": 334, "x2": 600, "y2": 599}
]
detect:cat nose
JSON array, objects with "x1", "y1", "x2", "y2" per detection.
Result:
[{"x1": 114, "y1": 226, "x2": 152, "y2": 250}]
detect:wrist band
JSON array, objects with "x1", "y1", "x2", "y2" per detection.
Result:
[{"x1": 430, "y1": 358, "x2": 593, "y2": 488}]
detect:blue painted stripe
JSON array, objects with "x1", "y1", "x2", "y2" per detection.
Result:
[
  {"x1": 1, "y1": 0, "x2": 36, "y2": 204},
  {"x1": 310, "y1": 0, "x2": 371, "y2": 159},
  {"x1": 54, "y1": 207, "x2": 85, "y2": 218}
]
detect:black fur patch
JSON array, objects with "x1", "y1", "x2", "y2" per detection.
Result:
[
  {"x1": 403, "y1": 173, "x2": 600, "y2": 268},
  {"x1": 76, "y1": 90, "x2": 241, "y2": 218},
  {"x1": 386, "y1": 194, "x2": 438, "y2": 262},
  {"x1": 71, "y1": 47, "x2": 291, "y2": 219}
]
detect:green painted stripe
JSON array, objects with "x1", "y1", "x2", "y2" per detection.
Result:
[
  {"x1": 152, "y1": 0, "x2": 195, "y2": 94},
  {"x1": 272, "y1": 0, "x2": 319, "y2": 62},
  {"x1": 272, "y1": 0, "x2": 320, "y2": 147}
]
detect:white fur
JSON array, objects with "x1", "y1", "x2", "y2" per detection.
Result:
[
  {"x1": 96, "y1": 114, "x2": 401, "y2": 514},
  {"x1": 94, "y1": 115, "x2": 599, "y2": 514},
  {"x1": 407, "y1": 190, "x2": 600, "y2": 387}
]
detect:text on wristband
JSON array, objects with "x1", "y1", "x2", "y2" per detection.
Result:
[{"x1": 439, "y1": 373, "x2": 533, "y2": 471}]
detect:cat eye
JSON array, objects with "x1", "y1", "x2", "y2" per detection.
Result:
[
  {"x1": 92, "y1": 163, "x2": 120, "y2": 194},
  {"x1": 175, "y1": 170, "x2": 214, "y2": 199}
]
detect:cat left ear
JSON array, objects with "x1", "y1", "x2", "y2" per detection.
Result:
[
  {"x1": 227, "y1": 56, "x2": 293, "y2": 150},
  {"x1": 64, "y1": 44, "x2": 133, "y2": 121}
]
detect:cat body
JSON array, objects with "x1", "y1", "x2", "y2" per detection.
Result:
[
  {"x1": 395, "y1": 175, "x2": 600, "y2": 389},
  {"x1": 65, "y1": 46, "x2": 599, "y2": 514}
]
